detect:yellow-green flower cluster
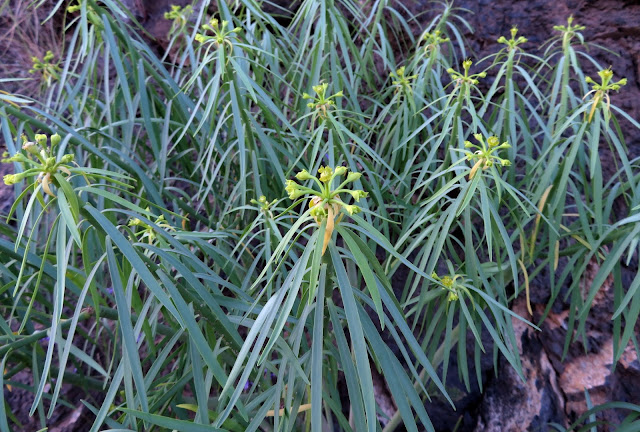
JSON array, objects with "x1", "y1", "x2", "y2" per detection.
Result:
[
  {"x1": 584, "y1": 68, "x2": 627, "y2": 123},
  {"x1": 464, "y1": 134, "x2": 511, "y2": 179},
  {"x1": 29, "y1": 51, "x2": 60, "y2": 85},
  {"x1": 285, "y1": 165, "x2": 368, "y2": 220},
  {"x1": 67, "y1": 1, "x2": 82, "y2": 13},
  {"x1": 129, "y1": 210, "x2": 174, "y2": 244},
  {"x1": 497, "y1": 26, "x2": 527, "y2": 51},
  {"x1": 431, "y1": 272, "x2": 462, "y2": 302},
  {"x1": 421, "y1": 29, "x2": 449, "y2": 52},
  {"x1": 164, "y1": 4, "x2": 193, "y2": 32},
  {"x1": 251, "y1": 195, "x2": 278, "y2": 212},
  {"x1": 287, "y1": 165, "x2": 367, "y2": 255},
  {"x1": 586, "y1": 68, "x2": 626, "y2": 92},
  {"x1": 67, "y1": 2, "x2": 104, "y2": 31},
  {"x1": 447, "y1": 59, "x2": 486, "y2": 86},
  {"x1": 390, "y1": 66, "x2": 417, "y2": 95},
  {"x1": 2, "y1": 133, "x2": 74, "y2": 197},
  {"x1": 195, "y1": 18, "x2": 241, "y2": 49},
  {"x1": 302, "y1": 83, "x2": 343, "y2": 118},
  {"x1": 553, "y1": 15, "x2": 585, "y2": 36}
]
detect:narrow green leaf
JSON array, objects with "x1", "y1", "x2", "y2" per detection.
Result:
[{"x1": 339, "y1": 227, "x2": 384, "y2": 328}]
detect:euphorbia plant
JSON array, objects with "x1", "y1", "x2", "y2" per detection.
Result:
[{"x1": 216, "y1": 164, "x2": 451, "y2": 431}]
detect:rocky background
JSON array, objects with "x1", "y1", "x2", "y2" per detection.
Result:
[{"x1": 2, "y1": 0, "x2": 640, "y2": 430}]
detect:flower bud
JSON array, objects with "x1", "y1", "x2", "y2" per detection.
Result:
[
  {"x1": 346, "y1": 171, "x2": 362, "y2": 183},
  {"x1": 50, "y1": 133, "x2": 61, "y2": 147},
  {"x1": 4, "y1": 172, "x2": 29, "y2": 185},
  {"x1": 285, "y1": 179, "x2": 298, "y2": 189},
  {"x1": 3, "y1": 174, "x2": 18, "y2": 185},
  {"x1": 334, "y1": 166, "x2": 347, "y2": 176},
  {"x1": 487, "y1": 136, "x2": 499, "y2": 147},
  {"x1": 2, "y1": 153, "x2": 28, "y2": 163},
  {"x1": 289, "y1": 189, "x2": 305, "y2": 200},
  {"x1": 35, "y1": 134, "x2": 47, "y2": 146},
  {"x1": 22, "y1": 141, "x2": 39, "y2": 155},
  {"x1": 296, "y1": 169, "x2": 313, "y2": 181},
  {"x1": 60, "y1": 154, "x2": 74, "y2": 164}
]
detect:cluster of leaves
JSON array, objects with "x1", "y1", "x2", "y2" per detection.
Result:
[{"x1": 0, "y1": 1, "x2": 639, "y2": 431}]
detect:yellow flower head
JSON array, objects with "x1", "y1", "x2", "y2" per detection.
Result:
[
  {"x1": 440, "y1": 276, "x2": 454, "y2": 288},
  {"x1": 318, "y1": 166, "x2": 333, "y2": 183},
  {"x1": 343, "y1": 204, "x2": 361, "y2": 215},
  {"x1": 285, "y1": 179, "x2": 302, "y2": 199},
  {"x1": 349, "y1": 190, "x2": 368, "y2": 201}
]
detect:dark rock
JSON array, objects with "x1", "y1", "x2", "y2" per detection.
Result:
[{"x1": 473, "y1": 299, "x2": 566, "y2": 432}]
